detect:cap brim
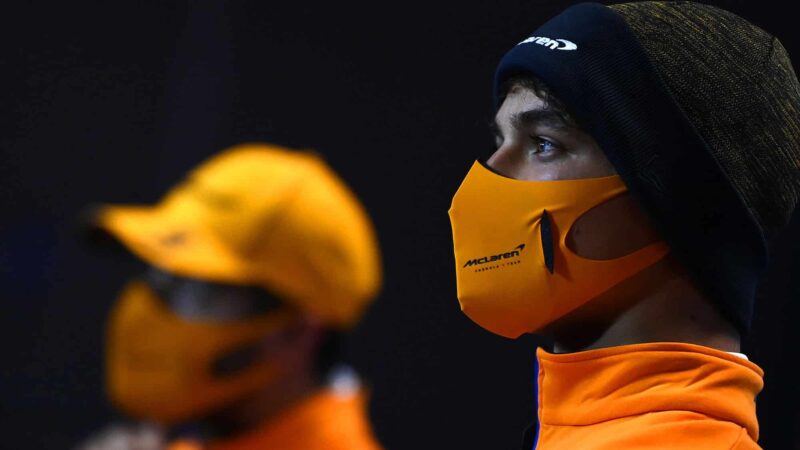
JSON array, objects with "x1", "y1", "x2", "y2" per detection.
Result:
[{"x1": 89, "y1": 204, "x2": 253, "y2": 284}]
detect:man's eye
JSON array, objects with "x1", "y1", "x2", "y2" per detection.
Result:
[{"x1": 531, "y1": 137, "x2": 557, "y2": 154}]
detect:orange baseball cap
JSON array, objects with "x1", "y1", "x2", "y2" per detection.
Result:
[{"x1": 90, "y1": 143, "x2": 382, "y2": 329}]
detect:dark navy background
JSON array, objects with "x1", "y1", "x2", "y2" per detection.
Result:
[{"x1": 2, "y1": 1, "x2": 798, "y2": 449}]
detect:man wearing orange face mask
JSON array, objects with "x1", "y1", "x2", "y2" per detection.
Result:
[
  {"x1": 79, "y1": 143, "x2": 383, "y2": 450},
  {"x1": 449, "y1": 2, "x2": 800, "y2": 449}
]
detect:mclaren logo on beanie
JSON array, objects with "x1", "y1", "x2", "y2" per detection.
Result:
[{"x1": 518, "y1": 36, "x2": 578, "y2": 51}]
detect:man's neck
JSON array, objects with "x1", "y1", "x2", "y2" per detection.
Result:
[{"x1": 546, "y1": 258, "x2": 741, "y2": 354}]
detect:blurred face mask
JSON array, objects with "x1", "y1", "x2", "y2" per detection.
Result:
[
  {"x1": 105, "y1": 271, "x2": 295, "y2": 425},
  {"x1": 448, "y1": 161, "x2": 669, "y2": 338}
]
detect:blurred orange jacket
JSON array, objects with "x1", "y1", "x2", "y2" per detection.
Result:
[
  {"x1": 167, "y1": 388, "x2": 382, "y2": 450},
  {"x1": 523, "y1": 342, "x2": 763, "y2": 450}
]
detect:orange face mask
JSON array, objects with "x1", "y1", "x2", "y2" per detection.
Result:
[
  {"x1": 105, "y1": 280, "x2": 294, "y2": 425},
  {"x1": 448, "y1": 161, "x2": 669, "y2": 338}
]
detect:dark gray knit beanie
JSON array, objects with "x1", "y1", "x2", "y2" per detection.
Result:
[{"x1": 494, "y1": 1, "x2": 800, "y2": 333}]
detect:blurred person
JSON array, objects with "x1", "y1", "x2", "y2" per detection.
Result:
[
  {"x1": 448, "y1": 2, "x2": 799, "y2": 449},
  {"x1": 78, "y1": 143, "x2": 383, "y2": 450}
]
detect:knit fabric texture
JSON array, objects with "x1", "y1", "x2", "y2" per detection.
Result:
[{"x1": 611, "y1": 1, "x2": 800, "y2": 238}]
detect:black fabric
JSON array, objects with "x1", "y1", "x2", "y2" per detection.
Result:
[
  {"x1": 540, "y1": 210, "x2": 554, "y2": 274},
  {"x1": 212, "y1": 342, "x2": 265, "y2": 377},
  {"x1": 611, "y1": 2, "x2": 800, "y2": 238},
  {"x1": 493, "y1": 2, "x2": 768, "y2": 333}
]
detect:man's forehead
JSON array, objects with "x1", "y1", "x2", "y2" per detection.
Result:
[
  {"x1": 495, "y1": 87, "x2": 548, "y2": 123},
  {"x1": 495, "y1": 91, "x2": 574, "y2": 133}
]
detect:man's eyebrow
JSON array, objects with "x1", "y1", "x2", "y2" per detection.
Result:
[{"x1": 511, "y1": 107, "x2": 572, "y2": 131}]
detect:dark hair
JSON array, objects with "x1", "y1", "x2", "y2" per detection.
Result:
[{"x1": 502, "y1": 74, "x2": 581, "y2": 129}]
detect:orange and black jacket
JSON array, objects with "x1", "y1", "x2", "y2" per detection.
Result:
[{"x1": 521, "y1": 342, "x2": 763, "y2": 450}]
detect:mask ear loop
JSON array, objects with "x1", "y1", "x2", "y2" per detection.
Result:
[{"x1": 541, "y1": 210, "x2": 555, "y2": 274}]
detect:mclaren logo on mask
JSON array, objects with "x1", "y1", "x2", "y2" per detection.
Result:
[
  {"x1": 518, "y1": 36, "x2": 578, "y2": 51},
  {"x1": 463, "y1": 244, "x2": 525, "y2": 268}
]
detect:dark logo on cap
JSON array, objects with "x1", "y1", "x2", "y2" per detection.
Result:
[{"x1": 463, "y1": 244, "x2": 525, "y2": 268}]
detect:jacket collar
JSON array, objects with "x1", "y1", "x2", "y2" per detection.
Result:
[{"x1": 534, "y1": 342, "x2": 763, "y2": 441}]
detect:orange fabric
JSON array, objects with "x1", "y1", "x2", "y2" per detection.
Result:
[
  {"x1": 532, "y1": 342, "x2": 763, "y2": 449},
  {"x1": 106, "y1": 281, "x2": 292, "y2": 425},
  {"x1": 449, "y1": 161, "x2": 668, "y2": 338},
  {"x1": 167, "y1": 440, "x2": 204, "y2": 450},
  {"x1": 167, "y1": 388, "x2": 382, "y2": 450}
]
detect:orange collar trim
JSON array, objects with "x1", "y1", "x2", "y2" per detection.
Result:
[{"x1": 535, "y1": 342, "x2": 764, "y2": 440}]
